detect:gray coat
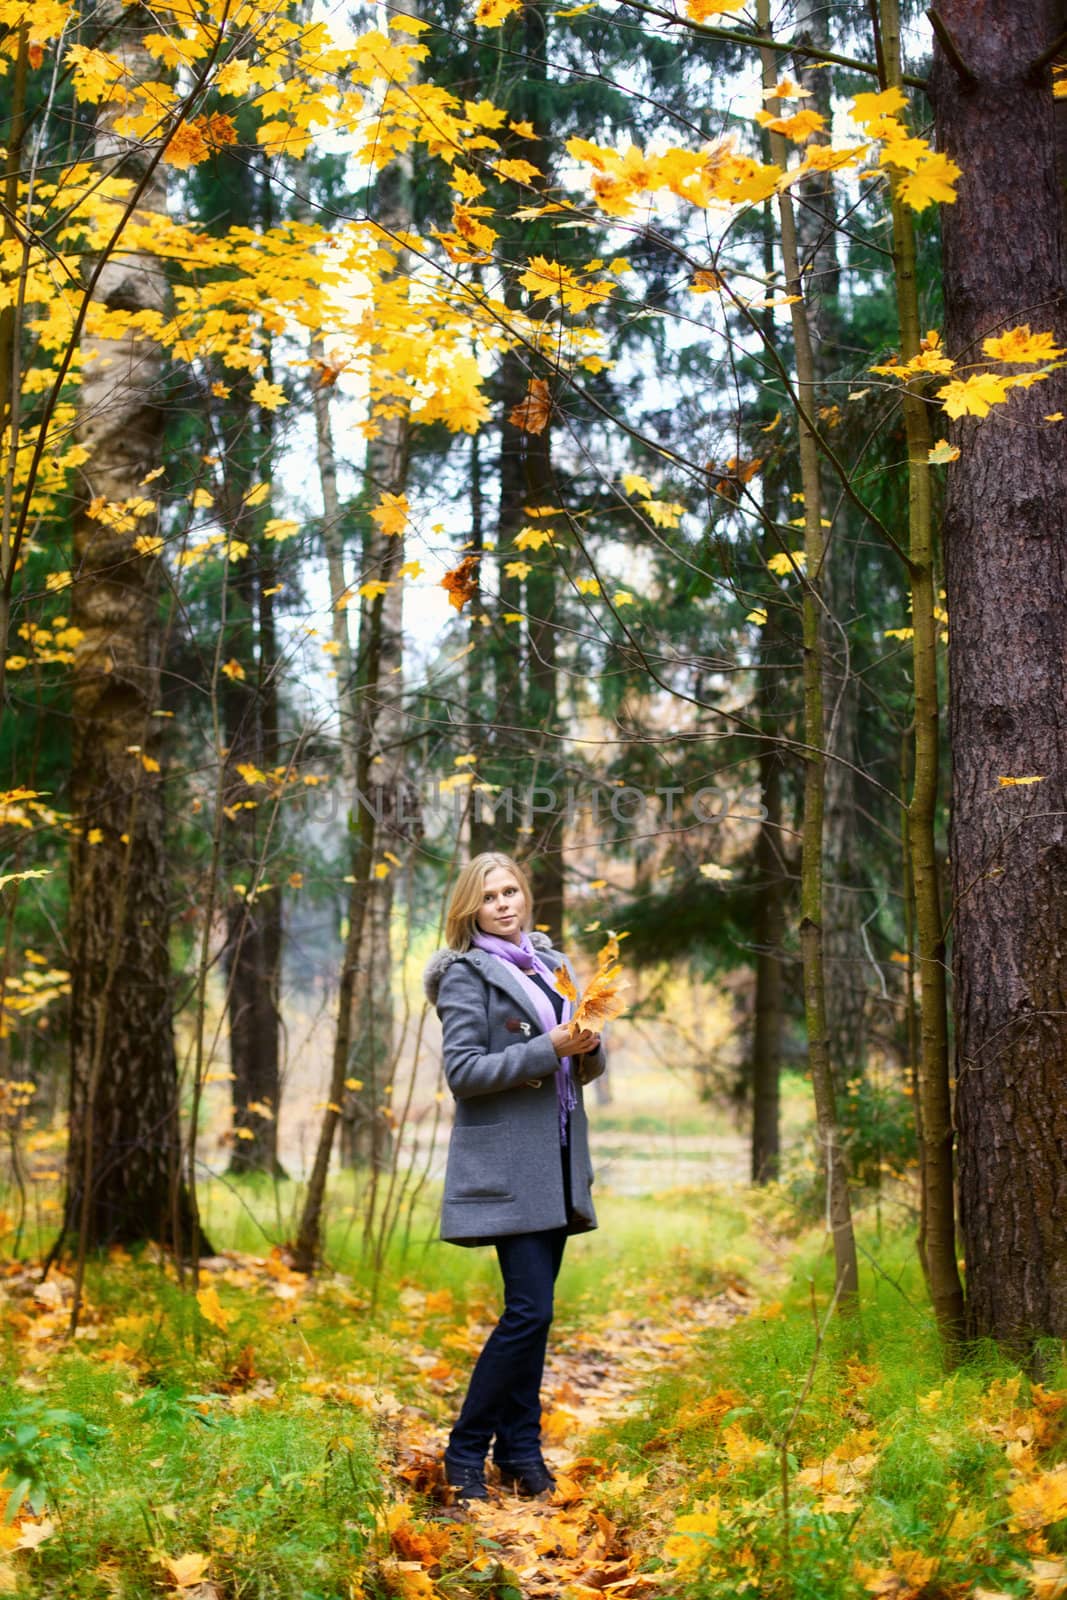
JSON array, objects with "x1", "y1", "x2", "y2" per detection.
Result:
[{"x1": 423, "y1": 933, "x2": 605, "y2": 1246}]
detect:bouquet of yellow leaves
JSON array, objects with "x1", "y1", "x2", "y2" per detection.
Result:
[{"x1": 553, "y1": 933, "x2": 629, "y2": 1035}]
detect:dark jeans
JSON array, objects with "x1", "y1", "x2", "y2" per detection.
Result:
[{"x1": 446, "y1": 1225, "x2": 568, "y2": 1469}]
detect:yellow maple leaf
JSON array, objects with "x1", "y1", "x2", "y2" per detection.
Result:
[
  {"x1": 850, "y1": 86, "x2": 907, "y2": 126},
  {"x1": 474, "y1": 0, "x2": 521, "y2": 25},
  {"x1": 497, "y1": 157, "x2": 541, "y2": 184},
  {"x1": 553, "y1": 966, "x2": 578, "y2": 1003},
  {"x1": 215, "y1": 59, "x2": 251, "y2": 96},
  {"x1": 983, "y1": 324, "x2": 1065, "y2": 364},
  {"x1": 1009, "y1": 1468, "x2": 1067, "y2": 1530},
  {"x1": 622, "y1": 471, "x2": 653, "y2": 497},
  {"x1": 250, "y1": 377, "x2": 288, "y2": 411},
  {"x1": 684, "y1": 0, "x2": 744, "y2": 18},
  {"x1": 358, "y1": 580, "x2": 392, "y2": 600},
  {"x1": 755, "y1": 107, "x2": 825, "y2": 142},
  {"x1": 802, "y1": 142, "x2": 870, "y2": 173},
  {"x1": 452, "y1": 166, "x2": 486, "y2": 199},
  {"x1": 371, "y1": 492, "x2": 410, "y2": 536},
  {"x1": 220, "y1": 658, "x2": 245, "y2": 681},
  {"x1": 938, "y1": 371, "x2": 1012, "y2": 419},
  {"x1": 927, "y1": 439, "x2": 960, "y2": 464},
  {"x1": 767, "y1": 550, "x2": 805, "y2": 576},
  {"x1": 896, "y1": 151, "x2": 961, "y2": 210},
  {"x1": 195, "y1": 1286, "x2": 232, "y2": 1332},
  {"x1": 0, "y1": 868, "x2": 51, "y2": 892},
  {"x1": 263, "y1": 518, "x2": 300, "y2": 543},
  {"x1": 639, "y1": 498, "x2": 685, "y2": 528},
  {"x1": 664, "y1": 1502, "x2": 720, "y2": 1575},
  {"x1": 763, "y1": 76, "x2": 812, "y2": 100},
  {"x1": 504, "y1": 560, "x2": 532, "y2": 579},
  {"x1": 998, "y1": 775, "x2": 1045, "y2": 787},
  {"x1": 14, "y1": 1517, "x2": 55, "y2": 1551},
  {"x1": 163, "y1": 1553, "x2": 211, "y2": 1589},
  {"x1": 514, "y1": 524, "x2": 554, "y2": 551},
  {"x1": 378, "y1": 1561, "x2": 435, "y2": 1600},
  {"x1": 571, "y1": 962, "x2": 627, "y2": 1033}
]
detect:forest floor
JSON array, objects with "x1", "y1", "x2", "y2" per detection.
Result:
[{"x1": 3, "y1": 1169, "x2": 1067, "y2": 1600}]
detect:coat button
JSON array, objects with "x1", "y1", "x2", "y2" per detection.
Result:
[{"x1": 526, "y1": 1078, "x2": 542, "y2": 1089}]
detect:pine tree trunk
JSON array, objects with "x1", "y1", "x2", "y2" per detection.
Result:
[
  {"x1": 933, "y1": 0, "x2": 1067, "y2": 1347},
  {"x1": 63, "y1": 4, "x2": 198, "y2": 1253}
]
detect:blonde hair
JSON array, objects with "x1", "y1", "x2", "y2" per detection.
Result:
[{"x1": 445, "y1": 852, "x2": 533, "y2": 950}]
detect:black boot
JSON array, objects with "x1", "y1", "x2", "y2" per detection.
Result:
[
  {"x1": 443, "y1": 1455, "x2": 489, "y2": 1502},
  {"x1": 496, "y1": 1459, "x2": 556, "y2": 1498}
]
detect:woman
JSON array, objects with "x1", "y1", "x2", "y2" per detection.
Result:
[{"x1": 423, "y1": 851, "x2": 605, "y2": 1503}]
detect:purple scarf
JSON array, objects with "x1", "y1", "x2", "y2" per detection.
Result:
[{"x1": 470, "y1": 928, "x2": 578, "y2": 1143}]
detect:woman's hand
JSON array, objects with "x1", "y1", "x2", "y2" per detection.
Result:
[{"x1": 550, "y1": 1023, "x2": 600, "y2": 1058}]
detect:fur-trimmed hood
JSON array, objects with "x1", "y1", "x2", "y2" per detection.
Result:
[{"x1": 423, "y1": 930, "x2": 557, "y2": 1006}]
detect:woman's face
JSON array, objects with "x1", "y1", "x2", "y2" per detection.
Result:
[{"x1": 475, "y1": 867, "x2": 527, "y2": 942}]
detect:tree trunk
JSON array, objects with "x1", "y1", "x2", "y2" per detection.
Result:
[
  {"x1": 751, "y1": 723, "x2": 785, "y2": 1183},
  {"x1": 339, "y1": 154, "x2": 418, "y2": 1174},
  {"x1": 933, "y1": 0, "x2": 1067, "y2": 1348},
  {"x1": 879, "y1": 0, "x2": 964, "y2": 1350},
  {"x1": 63, "y1": 4, "x2": 198, "y2": 1253},
  {"x1": 209, "y1": 150, "x2": 285, "y2": 1178},
  {"x1": 759, "y1": 0, "x2": 859, "y2": 1308},
  {"x1": 524, "y1": 421, "x2": 564, "y2": 941},
  {"x1": 793, "y1": 0, "x2": 868, "y2": 1091},
  {"x1": 218, "y1": 388, "x2": 285, "y2": 1177}
]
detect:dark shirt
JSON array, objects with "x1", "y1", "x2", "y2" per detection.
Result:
[{"x1": 527, "y1": 970, "x2": 564, "y2": 1025}]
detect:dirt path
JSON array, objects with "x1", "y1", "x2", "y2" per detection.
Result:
[{"x1": 386, "y1": 1281, "x2": 756, "y2": 1598}]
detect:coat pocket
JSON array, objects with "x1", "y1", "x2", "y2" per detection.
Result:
[{"x1": 447, "y1": 1123, "x2": 514, "y2": 1200}]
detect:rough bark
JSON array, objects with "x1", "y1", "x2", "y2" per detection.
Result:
[
  {"x1": 933, "y1": 0, "x2": 1067, "y2": 1347},
  {"x1": 63, "y1": 6, "x2": 197, "y2": 1252}
]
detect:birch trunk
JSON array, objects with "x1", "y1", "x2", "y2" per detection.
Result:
[{"x1": 64, "y1": 4, "x2": 198, "y2": 1252}]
